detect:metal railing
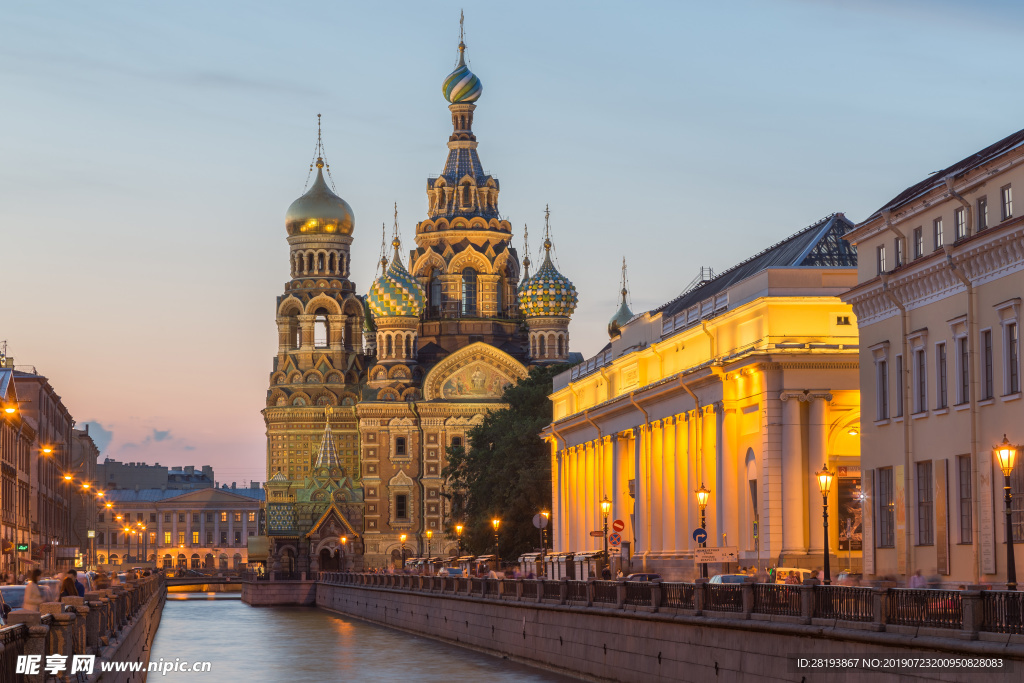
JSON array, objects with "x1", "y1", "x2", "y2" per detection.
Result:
[
  {"x1": 624, "y1": 581, "x2": 651, "y2": 607},
  {"x1": 0, "y1": 624, "x2": 27, "y2": 683},
  {"x1": 982, "y1": 590, "x2": 1024, "y2": 634},
  {"x1": 661, "y1": 582, "x2": 696, "y2": 609},
  {"x1": 814, "y1": 586, "x2": 873, "y2": 622},
  {"x1": 754, "y1": 584, "x2": 801, "y2": 616},
  {"x1": 886, "y1": 589, "x2": 962, "y2": 629},
  {"x1": 311, "y1": 573, "x2": 1024, "y2": 638},
  {"x1": 706, "y1": 584, "x2": 743, "y2": 612}
]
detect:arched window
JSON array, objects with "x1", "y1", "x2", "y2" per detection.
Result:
[
  {"x1": 557, "y1": 335, "x2": 564, "y2": 357},
  {"x1": 430, "y1": 268, "x2": 443, "y2": 314},
  {"x1": 317, "y1": 253, "x2": 325, "y2": 272},
  {"x1": 314, "y1": 313, "x2": 329, "y2": 348},
  {"x1": 461, "y1": 268, "x2": 477, "y2": 316},
  {"x1": 385, "y1": 335, "x2": 393, "y2": 358},
  {"x1": 538, "y1": 335, "x2": 546, "y2": 358},
  {"x1": 531, "y1": 337, "x2": 536, "y2": 358},
  {"x1": 405, "y1": 335, "x2": 412, "y2": 358},
  {"x1": 495, "y1": 277, "x2": 503, "y2": 315}
]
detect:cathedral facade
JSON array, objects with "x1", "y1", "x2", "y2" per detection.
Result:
[{"x1": 262, "y1": 31, "x2": 577, "y2": 572}]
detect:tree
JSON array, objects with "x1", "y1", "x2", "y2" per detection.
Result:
[{"x1": 443, "y1": 364, "x2": 566, "y2": 562}]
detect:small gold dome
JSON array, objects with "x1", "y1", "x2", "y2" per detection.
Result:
[{"x1": 285, "y1": 161, "x2": 355, "y2": 237}]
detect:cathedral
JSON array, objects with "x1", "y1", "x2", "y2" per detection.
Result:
[{"x1": 262, "y1": 27, "x2": 578, "y2": 573}]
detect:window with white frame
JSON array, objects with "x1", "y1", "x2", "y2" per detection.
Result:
[
  {"x1": 936, "y1": 342, "x2": 948, "y2": 409},
  {"x1": 877, "y1": 359, "x2": 889, "y2": 420},
  {"x1": 895, "y1": 355, "x2": 904, "y2": 417},
  {"x1": 914, "y1": 348, "x2": 928, "y2": 413},
  {"x1": 1008, "y1": 322, "x2": 1020, "y2": 395},
  {"x1": 913, "y1": 227, "x2": 923, "y2": 259},
  {"x1": 933, "y1": 218, "x2": 944, "y2": 250},
  {"x1": 955, "y1": 207, "x2": 968, "y2": 240},
  {"x1": 982, "y1": 329, "x2": 994, "y2": 400},
  {"x1": 878, "y1": 467, "x2": 895, "y2": 548},
  {"x1": 917, "y1": 460, "x2": 934, "y2": 545},
  {"x1": 1001, "y1": 185, "x2": 1013, "y2": 221},
  {"x1": 956, "y1": 335, "x2": 970, "y2": 405},
  {"x1": 876, "y1": 245, "x2": 887, "y2": 275},
  {"x1": 895, "y1": 238, "x2": 904, "y2": 267},
  {"x1": 958, "y1": 454, "x2": 972, "y2": 544},
  {"x1": 977, "y1": 196, "x2": 988, "y2": 231}
]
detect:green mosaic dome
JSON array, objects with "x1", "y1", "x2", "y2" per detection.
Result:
[
  {"x1": 518, "y1": 246, "x2": 577, "y2": 318},
  {"x1": 367, "y1": 247, "x2": 426, "y2": 319}
]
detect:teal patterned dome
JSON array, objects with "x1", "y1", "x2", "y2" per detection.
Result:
[
  {"x1": 608, "y1": 289, "x2": 633, "y2": 338},
  {"x1": 443, "y1": 43, "x2": 482, "y2": 104},
  {"x1": 518, "y1": 243, "x2": 578, "y2": 318},
  {"x1": 368, "y1": 244, "x2": 426, "y2": 319}
]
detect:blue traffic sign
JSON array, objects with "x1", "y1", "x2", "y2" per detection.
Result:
[
  {"x1": 608, "y1": 532, "x2": 622, "y2": 547},
  {"x1": 692, "y1": 528, "x2": 707, "y2": 544}
]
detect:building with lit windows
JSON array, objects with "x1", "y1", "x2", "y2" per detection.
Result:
[
  {"x1": 842, "y1": 128, "x2": 1024, "y2": 587},
  {"x1": 98, "y1": 484, "x2": 264, "y2": 569},
  {"x1": 0, "y1": 366, "x2": 34, "y2": 578},
  {"x1": 545, "y1": 214, "x2": 861, "y2": 580}
]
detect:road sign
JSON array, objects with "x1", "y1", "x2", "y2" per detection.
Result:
[
  {"x1": 612, "y1": 519, "x2": 625, "y2": 533},
  {"x1": 693, "y1": 546, "x2": 738, "y2": 564},
  {"x1": 533, "y1": 513, "x2": 549, "y2": 529},
  {"x1": 692, "y1": 528, "x2": 708, "y2": 544},
  {"x1": 16, "y1": 544, "x2": 28, "y2": 552},
  {"x1": 589, "y1": 530, "x2": 605, "y2": 537},
  {"x1": 608, "y1": 532, "x2": 622, "y2": 547}
]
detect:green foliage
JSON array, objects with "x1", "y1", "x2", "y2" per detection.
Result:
[{"x1": 443, "y1": 364, "x2": 566, "y2": 562}]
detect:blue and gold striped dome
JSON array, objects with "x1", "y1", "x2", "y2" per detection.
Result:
[
  {"x1": 518, "y1": 243, "x2": 578, "y2": 319},
  {"x1": 367, "y1": 243, "x2": 426, "y2": 319},
  {"x1": 443, "y1": 43, "x2": 482, "y2": 104}
]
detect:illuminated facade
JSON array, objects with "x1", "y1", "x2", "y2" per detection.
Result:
[
  {"x1": 545, "y1": 214, "x2": 862, "y2": 580},
  {"x1": 842, "y1": 127, "x2": 1024, "y2": 586},
  {"x1": 0, "y1": 368, "x2": 33, "y2": 577}
]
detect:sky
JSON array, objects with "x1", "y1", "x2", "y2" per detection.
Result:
[{"x1": 3, "y1": 0, "x2": 1024, "y2": 486}]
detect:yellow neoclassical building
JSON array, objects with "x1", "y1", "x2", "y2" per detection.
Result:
[{"x1": 544, "y1": 214, "x2": 864, "y2": 580}]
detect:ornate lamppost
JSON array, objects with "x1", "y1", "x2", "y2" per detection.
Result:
[
  {"x1": 400, "y1": 533, "x2": 407, "y2": 571},
  {"x1": 455, "y1": 524, "x2": 464, "y2": 557},
  {"x1": 340, "y1": 535, "x2": 347, "y2": 571},
  {"x1": 600, "y1": 496, "x2": 611, "y2": 571},
  {"x1": 540, "y1": 510, "x2": 549, "y2": 556},
  {"x1": 123, "y1": 526, "x2": 132, "y2": 564},
  {"x1": 695, "y1": 484, "x2": 710, "y2": 578},
  {"x1": 139, "y1": 522, "x2": 148, "y2": 565},
  {"x1": 492, "y1": 518, "x2": 501, "y2": 570},
  {"x1": 815, "y1": 463, "x2": 835, "y2": 585},
  {"x1": 426, "y1": 530, "x2": 433, "y2": 563},
  {"x1": 995, "y1": 435, "x2": 1019, "y2": 591}
]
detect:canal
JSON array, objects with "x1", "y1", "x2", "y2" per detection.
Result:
[{"x1": 151, "y1": 593, "x2": 577, "y2": 682}]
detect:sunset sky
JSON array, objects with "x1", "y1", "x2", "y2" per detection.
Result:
[{"x1": 2, "y1": 0, "x2": 1023, "y2": 485}]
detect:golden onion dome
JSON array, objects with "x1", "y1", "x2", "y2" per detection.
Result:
[{"x1": 285, "y1": 159, "x2": 355, "y2": 237}]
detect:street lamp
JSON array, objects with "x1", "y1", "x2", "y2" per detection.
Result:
[
  {"x1": 995, "y1": 435, "x2": 1019, "y2": 591},
  {"x1": 340, "y1": 536, "x2": 347, "y2": 571},
  {"x1": 492, "y1": 518, "x2": 501, "y2": 569},
  {"x1": 540, "y1": 510, "x2": 550, "y2": 556},
  {"x1": 139, "y1": 523, "x2": 148, "y2": 564},
  {"x1": 400, "y1": 533, "x2": 407, "y2": 571},
  {"x1": 455, "y1": 524, "x2": 464, "y2": 557},
  {"x1": 600, "y1": 496, "x2": 611, "y2": 571},
  {"x1": 695, "y1": 484, "x2": 710, "y2": 578},
  {"x1": 815, "y1": 463, "x2": 835, "y2": 585},
  {"x1": 426, "y1": 530, "x2": 432, "y2": 563},
  {"x1": 123, "y1": 526, "x2": 132, "y2": 563}
]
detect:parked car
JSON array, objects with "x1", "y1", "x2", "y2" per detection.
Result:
[
  {"x1": 38, "y1": 580, "x2": 61, "y2": 602},
  {"x1": 624, "y1": 573, "x2": 661, "y2": 582},
  {"x1": 773, "y1": 567, "x2": 812, "y2": 584},
  {"x1": 0, "y1": 585, "x2": 25, "y2": 610},
  {"x1": 709, "y1": 574, "x2": 748, "y2": 584},
  {"x1": 835, "y1": 571, "x2": 862, "y2": 586}
]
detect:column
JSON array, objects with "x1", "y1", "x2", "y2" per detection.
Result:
[
  {"x1": 228, "y1": 511, "x2": 235, "y2": 547},
  {"x1": 572, "y1": 446, "x2": 584, "y2": 551},
  {"x1": 551, "y1": 443, "x2": 562, "y2": 551},
  {"x1": 649, "y1": 421, "x2": 664, "y2": 553},
  {"x1": 721, "y1": 405, "x2": 739, "y2": 552},
  {"x1": 634, "y1": 427, "x2": 647, "y2": 555},
  {"x1": 781, "y1": 393, "x2": 806, "y2": 555},
  {"x1": 585, "y1": 441, "x2": 597, "y2": 550},
  {"x1": 674, "y1": 415, "x2": 691, "y2": 552},
  {"x1": 612, "y1": 433, "x2": 629, "y2": 542},
  {"x1": 661, "y1": 417, "x2": 677, "y2": 553},
  {"x1": 687, "y1": 412, "x2": 699, "y2": 552},
  {"x1": 702, "y1": 407, "x2": 719, "y2": 543},
  {"x1": 199, "y1": 515, "x2": 206, "y2": 549},
  {"x1": 807, "y1": 394, "x2": 831, "y2": 554},
  {"x1": 297, "y1": 314, "x2": 315, "y2": 350}
]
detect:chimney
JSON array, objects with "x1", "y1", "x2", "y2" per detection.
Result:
[
  {"x1": 250, "y1": 482, "x2": 259, "y2": 490},
  {"x1": 231, "y1": 482, "x2": 236, "y2": 489},
  {"x1": 185, "y1": 466, "x2": 195, "y2": 474}
]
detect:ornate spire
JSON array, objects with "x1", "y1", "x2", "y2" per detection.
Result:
[
  {"x1": 285, "y1": 114, "x2": 354, "y2": 237},
  {"x1": 519, "y1": 223, "x2": 532, "y2": 290},
  {"x1": 314, "y1": 406, "x2": 340, "y2": 470},
  {"x1": 518, "y1": 206, "x2": 578, "y2": 319},
  {"x1": 367, "y1": 202, "x2": 426, "y2": 319},
  {"x1": 443, "y1": 11, "x2": 481, "y2": 104},
  {"x1": 608, "y1": 257, "x2": 634, "y2": 338}
]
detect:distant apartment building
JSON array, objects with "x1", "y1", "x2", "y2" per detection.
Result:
[
  {"x1": 98, "y1": 482, "x2": 264, "y2": 569},
  {"x1": 97, "y1": 460, "x2": 215, "y2": 491},
  {"x1": 843, "y1": 128, "x2": 1024, "y2": 587},
  {"x1": 70, "y1": 425, "x2": 101, "y2": 566},
  {"x1": 13, "y1": 365, "x2": 75, "y2": 571},
  {"x1": 0, "y1": 367, "x2": 34, "y2": 577}
]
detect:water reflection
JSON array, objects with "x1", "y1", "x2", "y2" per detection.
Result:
[{"x1": 151, "y1": 592, "x2": 575, "y2": 682}]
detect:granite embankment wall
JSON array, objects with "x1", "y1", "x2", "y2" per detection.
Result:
[
  {"x1": 1, "y1": 575, "x2": 165, "y2": 683},
  {"x1": 312, "y1": 580, "x2": 1024, "y2": 683},
  {"x1": 241, "y1": 579, "x2": 316, "y2": 606}
]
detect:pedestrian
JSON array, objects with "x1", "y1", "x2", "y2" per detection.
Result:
[
  {"x1": 807, "y1": 570, "x2": 821, "y2": 585},
  {"x1": 602, "y1": 567, "x2": 612, "y2": 580},
  {"x1": 69, "y1": 569, "x2": 86, "y2": 597},
  {"x1": 58, "y1": 575, "x2": 78, "y2": 599},
  {"x1": 909, "y1": 569, "x2": 926, "y2": 589},
  {"x1": 23, "y1": 569, "x2": 44, "y2": 611}
]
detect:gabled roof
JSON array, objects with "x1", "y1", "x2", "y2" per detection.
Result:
[
  {"x1": 866, "y1": 126, "x2": 1024, "y2": 221},
  {"x1": 0, "y1": 369, "x2": 16, "y2": 404},
  {"x1": 654, "y1": 213, "x2": 857, "y2": 320}
]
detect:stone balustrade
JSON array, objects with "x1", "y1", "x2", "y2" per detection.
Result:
[
  {"x1": 0, "y1": 575, "x2": 165, "y2": 682},
  {"x1": 314, "y1": 572, "x2": 1024, "y2": 642}
]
